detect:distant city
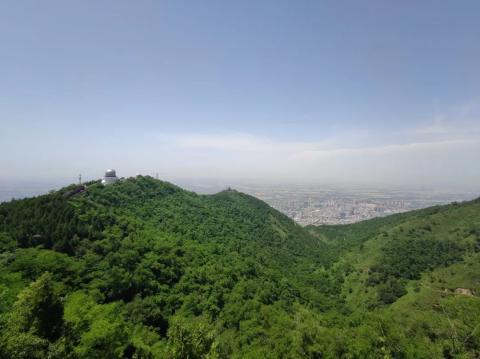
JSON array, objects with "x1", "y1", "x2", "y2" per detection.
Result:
[
  {"x1": 236, "y1": 185, "x2": 477, "y2": 226},
  {"x1": 0, "y1": 177, "x2": 477, "y2": 226},
  {"x1": 184, "y1": 182, "x2": 478, "y2": 226}
]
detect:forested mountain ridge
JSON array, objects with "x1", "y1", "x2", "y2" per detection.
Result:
[{"x1": 0, "y1": 176, "x2": 479, "y2": 358}]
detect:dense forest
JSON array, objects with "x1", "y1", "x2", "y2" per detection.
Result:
[{"x1": 0, "y1": 176, "x2": 479, "y2": 358}]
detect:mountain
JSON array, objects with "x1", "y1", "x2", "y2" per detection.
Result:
[{"x1": 0, "y1": 176, "x2": 479, "y2": 358}]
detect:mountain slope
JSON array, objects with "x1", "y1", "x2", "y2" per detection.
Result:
[
  {"x1": 0, "y1": 177, "x2": 479, "y2": 358},
  {"x1": 309, "y1": 198, "x2": 480, "y2": 357},
  {"x1": 0, "y1": 177, "x2": 338, "y2": 358}
]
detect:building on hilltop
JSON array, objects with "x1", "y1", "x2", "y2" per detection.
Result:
[{"x1": 102, "y1": 169, "x2": 119, "y2": 185}]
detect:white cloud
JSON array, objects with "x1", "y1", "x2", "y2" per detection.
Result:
[
  {"x1": 160, "y1": 130, "x2": 479, "y2": 159},
  {"x1": 293, "y1": 137, "x2": 480, "y2": 160},
  {"x1": 1, "y1": 110, "x2": 479, "y2": 190},
  {"x1": 160, "y1": 132, "x2": 328, "y2": 154},
  {"x1": 148, "y1": 129, "x2": 480, "y2": 189},
  {"x1": 412, "y1": 99, "x2": 480, "y2": 137}
]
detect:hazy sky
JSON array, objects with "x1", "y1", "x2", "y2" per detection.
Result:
[{"x1": 1, "y1": 1, "x2": 479, "y2": 189}]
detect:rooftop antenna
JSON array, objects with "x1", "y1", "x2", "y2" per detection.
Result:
[{"x1": 78, "y1": 174, "x2": 82, "y2": 185}]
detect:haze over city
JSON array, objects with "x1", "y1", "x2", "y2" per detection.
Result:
[{"x1": 1, "y1": 0, "x2": 480, "y2": 192}]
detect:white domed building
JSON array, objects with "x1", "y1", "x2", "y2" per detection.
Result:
[{"x1": 102, "y1": 169, "x2": 119, "y2": 185}]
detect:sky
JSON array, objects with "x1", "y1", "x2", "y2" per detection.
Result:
[{"x1": 0, "y1": 0, "x2": 479, "y2": 190}]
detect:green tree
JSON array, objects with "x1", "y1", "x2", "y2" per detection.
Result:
[
  {"x1": 166, "y1": 316, "x2": 217, "y2": 359},
  {"x1": 63, "y1": 291, "x2": 130, "y2": 359},
  {"x1": 0, "y1": 272, "x2": 63, "y2": 359},
  {"x1": 377, "y1": 278, "x2": 407, "y2": 304}
]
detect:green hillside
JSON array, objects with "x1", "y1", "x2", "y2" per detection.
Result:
[
  {"x1": 308, "y1": 199, "x2": 480, "y2": 357},
  {"x1": 0, "y1": 176, "x2": 479, "y2": 358}
]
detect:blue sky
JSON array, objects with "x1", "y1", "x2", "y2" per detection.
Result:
[{"x1": 1, "y1": 1, "x2": 479, "y2": 189}]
